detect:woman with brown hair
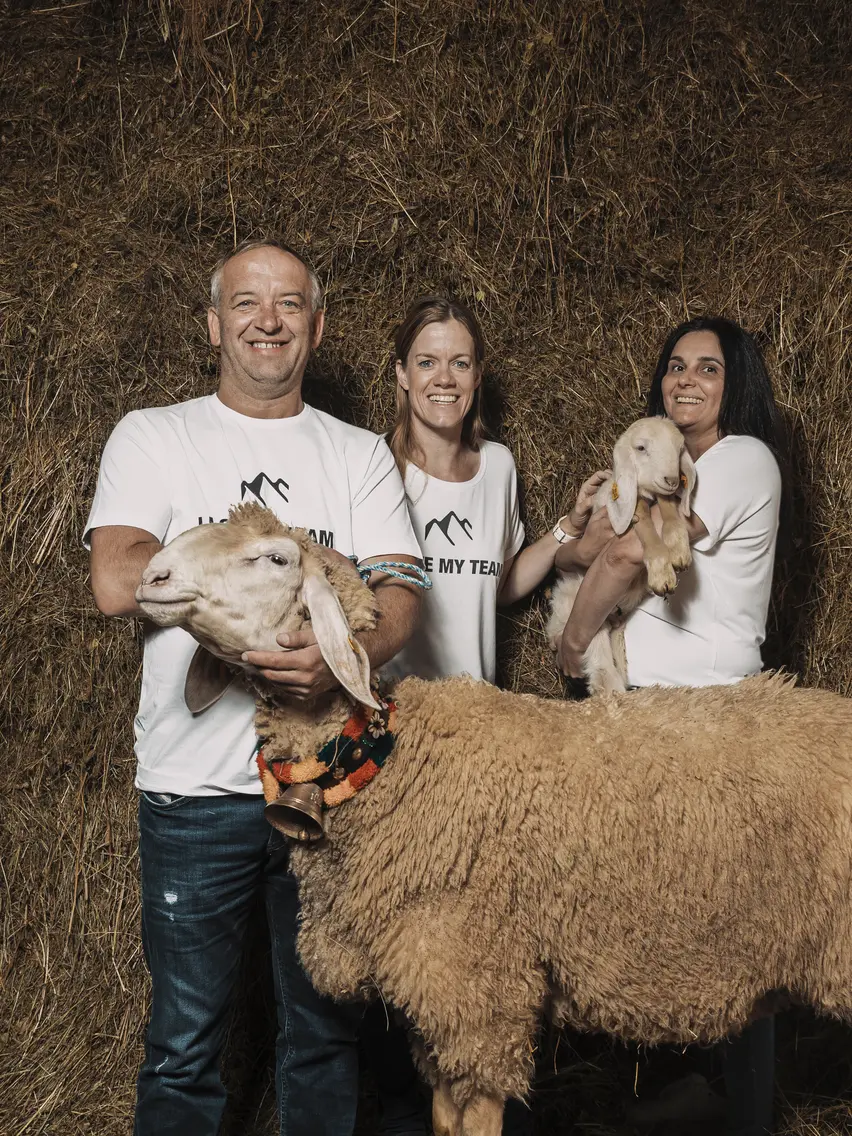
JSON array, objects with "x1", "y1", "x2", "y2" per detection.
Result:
[{"x1": 382, "y1": 294, "x2": 606, "y2": 685}]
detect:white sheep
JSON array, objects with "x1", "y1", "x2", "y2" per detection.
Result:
[
  {"x1": 546, "y1": 417, "x2": 696, "y2": 694},
  {"x1": 135, "y1": 504, "x2": 852, "y2": 1136}
]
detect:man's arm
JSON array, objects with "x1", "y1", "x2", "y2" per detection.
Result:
[
  {"x1": 90, "y1": 525, "x2": 163, "y2": 618},
  {"x1": 243, "y1": 553, "x2": 423, "y2": 698}
]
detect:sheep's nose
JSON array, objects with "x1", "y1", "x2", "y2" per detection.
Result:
[{"x1": 141, "y1": 565, "x2": 171, "y2": 586}]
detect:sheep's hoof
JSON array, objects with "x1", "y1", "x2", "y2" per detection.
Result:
[{"x1": 647, "y1": 558, "x2": 677, "y2": 596}]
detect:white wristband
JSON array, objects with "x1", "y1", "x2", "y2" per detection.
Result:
[{"x1": 552, "y1": 517, "x2": 579, "y2": 544}]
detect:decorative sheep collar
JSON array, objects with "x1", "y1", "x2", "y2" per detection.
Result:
[{"x1": 257, "y1": 696, "x2": 397, "y2": 808}]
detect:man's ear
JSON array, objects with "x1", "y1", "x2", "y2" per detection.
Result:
[
  {"x1": 311, "y1": 308, "x2": 325, "y2": 350},
  {"x1": 299, "y1": 564, "x2": 380, "y2": 710},
  {"x1": 185, "y1": 645, "x2": 235, "y2": 713},
  {"x1": 208, "y1": 307, "x2": 221, "y2": 347}
]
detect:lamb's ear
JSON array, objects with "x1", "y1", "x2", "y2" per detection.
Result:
[
  {"x1": 678, "y1": 448, "x2": 697, "y2": 518},
  {"x1": 605, "y1": 445, "x2": 639, "y2": 535},
  {"x1": 300, "y1": 566, "x2": 381, "y2": 711},
  {"x1": 185, "y1": 646, "x2": 235, "y2": 713}
]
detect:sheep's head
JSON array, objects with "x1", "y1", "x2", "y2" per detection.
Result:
[
  {"x1": 136, "y1": 502, "x2": 380, "y2": 711},
  {"x1": 608, "y1": 417, "x2": 696, "y2": 534}
]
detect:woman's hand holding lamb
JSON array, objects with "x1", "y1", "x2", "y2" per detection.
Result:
[{"x1": 567, "y1": 469, "x2": 613, "y2": 533}]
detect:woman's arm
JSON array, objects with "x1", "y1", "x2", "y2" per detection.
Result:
[
  {"x1": 497, "y1": 532, "x2": 562, "y2": 606},
  {"x1": 497, "y1": 470, "x2": 612, "y2": 605},
  {"x1": 557, "y1": 509, "x2": 708, "y2": 676}
]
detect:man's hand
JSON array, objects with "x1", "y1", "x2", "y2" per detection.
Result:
[{"x1": 242, "y1": 629, "x2": 339, "y2": 700}]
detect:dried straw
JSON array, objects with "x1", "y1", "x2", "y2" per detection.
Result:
[{"x1": 2, "y1": 0, "x2": 852, "y2": 1131}]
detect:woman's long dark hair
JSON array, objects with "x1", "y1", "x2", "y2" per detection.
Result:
[{"x1": 646, "y1": 316, "x2": 787, "y2": 462}]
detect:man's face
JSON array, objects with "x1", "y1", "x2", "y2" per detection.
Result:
[{"x1": 207, "y1": 247, "x2": 324, "y2": 396}]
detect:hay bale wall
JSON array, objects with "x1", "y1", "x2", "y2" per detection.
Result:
[{"x1": 2, "y1": 0, "x2": 851, "y2": 1131}]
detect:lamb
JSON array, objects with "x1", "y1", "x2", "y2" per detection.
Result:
[
  {"x1": 546, "y1": 417, "x2": 696, "y2": 694},
  {"x1": 136, "y1": 503, "x2": 852, "y2": 1136}
]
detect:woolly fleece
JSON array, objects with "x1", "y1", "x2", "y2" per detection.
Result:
[{"x1": 272, "y1": 672, "x2": 852, "y2": 1103}]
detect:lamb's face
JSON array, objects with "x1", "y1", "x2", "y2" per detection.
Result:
[
  {"x1": 136, "y1": 524, "x2": 306, "y2": 662},
  {"x1": 615, "y1": 419, "x2": 688, "y2": 499}
]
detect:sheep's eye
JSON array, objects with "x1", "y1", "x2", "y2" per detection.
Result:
[
  {"x1": 635, "y1": 444, "x2": 646, "y2": 452},
  {"x1": 268, "y1": 554, "x2": 288, "y2": 567}
]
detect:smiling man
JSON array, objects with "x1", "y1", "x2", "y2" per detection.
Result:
[{"x1": 85, "y1": 239, "x2": 422, "y2": 1136}]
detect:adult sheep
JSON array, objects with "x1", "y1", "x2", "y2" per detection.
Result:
[{"x1": 136, "y1": 502, "x2": 852, "y2": 1136}]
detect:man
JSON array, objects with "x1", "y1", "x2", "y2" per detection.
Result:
[{"x1": 86, "y1": 239, "x2": 423, "y2": 1136}]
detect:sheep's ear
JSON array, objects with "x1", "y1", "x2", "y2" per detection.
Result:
[
  {"x1": 300, "y1": 567, "x2": 381, "y2": 711},
  {"x1": 678, "y1": 449, "x2": 697, "y2": 518},
  {"x1": 185, "y1": 646, "x2": 235, "y2": 713},
  {"x1": 605, "y1": 462, "x2": 638, "y2": 535}
]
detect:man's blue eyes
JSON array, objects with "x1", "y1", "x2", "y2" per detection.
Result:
[{"x1": 236, "y1": 300, "x2": 299, "y2": 308}]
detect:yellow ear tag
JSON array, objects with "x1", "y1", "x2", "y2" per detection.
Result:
[
  {"x1": 680, "y1": 473, "x2": 688, "y2": 489},
  {"x1": 348, "y1": 636, "x2": 361, "y2": 655},
  {"x1": 611, "y1": 481, "x2": 619, "y2": 501}
]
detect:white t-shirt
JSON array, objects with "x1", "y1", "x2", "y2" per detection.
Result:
[
  {"x1": 84, "y1": 394, "x2": 421, "y2": 796},
  {"x1": 383, "y1": 441, "x2": 525, "y2": 683},
  {"x1": 624, "y1": 434, "x2": 781, "y2": 687}
]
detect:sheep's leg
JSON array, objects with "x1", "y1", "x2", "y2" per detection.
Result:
[
  {"x1": 656, "y1": 493, "x2": 691, "y2": 572},
  {"x1": 634, "y1": 499, "x2": 677, "y2": 595},
  {"x1": 461, "y1": 1092, "x2": 505, "y2": 1136},
  {"x1": 433, "y1": 1078, "x2": 464, "y2": 1136}
]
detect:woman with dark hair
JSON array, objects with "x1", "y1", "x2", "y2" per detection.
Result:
[
  {"x1": 557, "y1": 315, "x2": 786, "y2": 1136},
  {"x1": 558, "y1": 315, "x2": 785, "y2": 690}
]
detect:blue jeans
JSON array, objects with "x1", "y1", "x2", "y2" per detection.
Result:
[{"x1": 135, "y1": 791, "x2": 360, "y2": 1136}]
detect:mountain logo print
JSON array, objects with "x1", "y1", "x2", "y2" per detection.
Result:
[
  {"x1": 423, "y1": 512, "x2": 473, "y2": 546},
  {"x1": 241, "y1": 472, "x2": 290, "y2": 506}
]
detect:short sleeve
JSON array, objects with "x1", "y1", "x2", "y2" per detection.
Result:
[
  {"x1": 83, "y1": 412, "x2": 173, "y2": 548},
  {"x1": 350, "y1": 437, "x2": 422, "y2": 563},
  {"x1": 691, "y1": 437, "x2": 781, "y2": 553},
  {"x1": 504, "y1": 460, "x2": 526, "y2": 560}
]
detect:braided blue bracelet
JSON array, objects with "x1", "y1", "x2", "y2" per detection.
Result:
[{"x1": 349, "y1": 558, "x2": 433, "y2": 590}]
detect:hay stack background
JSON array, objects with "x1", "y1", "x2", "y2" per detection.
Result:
[{"x1": 2, "y1": 0, "x2": 852, "y2": 1131}]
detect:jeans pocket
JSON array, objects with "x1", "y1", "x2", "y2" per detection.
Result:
[{"x1": 139, "y1": 790, "x2": 191, "y2": 812}]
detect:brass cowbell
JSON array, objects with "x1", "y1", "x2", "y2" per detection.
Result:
[{"x1": 265, "y1": 783, "x2": 325, "y2": 842}]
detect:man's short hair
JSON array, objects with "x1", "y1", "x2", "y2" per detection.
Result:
[{"x1": 210, "y1": 238, "x2": 324, "y2": 313}]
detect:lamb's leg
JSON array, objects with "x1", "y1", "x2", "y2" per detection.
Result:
[
  {"x1": 656, "y1": 493, "x2": 692, "y2": 572},
  {"x1": 584, "y1": 625, "x2": 627, "y2": 695},
  {"x1": 545, "y1": 570, "x2": 583, "y2": 649},
  {"x1": 633, "y1": 498, "x2": 677, "y2": 595},
  {"x1": 461, "y1": 1092, "x2": 505, "y2": 1136}
]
